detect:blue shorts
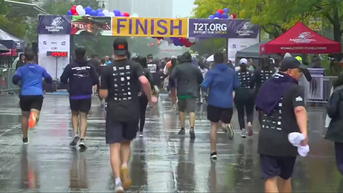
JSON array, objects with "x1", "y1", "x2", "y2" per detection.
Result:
[
  {"x1": 260, "y1": 155, "x2": 296, "y2": 180},
  {"x1": 168, "y1": 77, "x2": 176, "y2": 89}
]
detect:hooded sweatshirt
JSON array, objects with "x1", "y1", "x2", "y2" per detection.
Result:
[
  {"x1": 60, "y1": 58, "x2": 99, "y2": 99},
  {"x1": 202, "y1": 63, "x2": 240, "y2": 108},
  {"x1": 170, "y1": 52, "x2": 203, "y2": 98}
]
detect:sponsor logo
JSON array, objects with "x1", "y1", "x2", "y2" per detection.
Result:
[
  {"x1": 235, "y1": 21, "x2": 255, "y2": 36},
  {"x1": 295, "y1": 96, "x2": 303, "y2": 101},
  {"x1": 45, "y1": 17, "x2": 64, "y2": 32},
  {"x1": 289, "y1": 32, "x2": 315, "y2": 43}
]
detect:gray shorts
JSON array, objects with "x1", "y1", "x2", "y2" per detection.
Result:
[{"x1": 178, "y1": 98, "x2": 196, "y2": 112}]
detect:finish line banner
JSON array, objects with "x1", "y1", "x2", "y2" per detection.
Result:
[{"x1": 112, "y1": 18, "x2": 188, "y2": 38}]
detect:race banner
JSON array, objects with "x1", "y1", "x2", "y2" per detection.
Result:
[
  {"x1": 188, "y1": 19, "x2": 228, "y2": 38},
  {"x1": 112, "y1": 18, "x2": 188, "y2": 38},
  {"x1": 226, "y1": 20, "x2": 260, "y2": 38},
  {"x1": 38, "y1": 15, "x2": 72, "y2": 34},
  {"x1": 71, "y1": 16, "x2": 112, "y2": 36}
]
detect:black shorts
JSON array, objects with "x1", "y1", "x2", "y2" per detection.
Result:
[
  {"x1": 106, "y1": 120, "x2": 138, "y2": 144},
  {"x1": 69, "y1": 98, "x2": 92, "y2": 114},
  {"x1": 20, "y1": 95, "x2": 44, "y2": 112},
  {"x1": 207, "y1": 105, "x2": 233, "y2": 123},
  {"x1": 260, "y1": 155, "x2": 296, "y2": 180}
]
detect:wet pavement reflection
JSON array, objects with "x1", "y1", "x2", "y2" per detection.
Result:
[{"x1": 0, "y1": 94, "x2": 342, "y2": 192}]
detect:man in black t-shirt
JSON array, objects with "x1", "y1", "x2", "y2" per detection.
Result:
[
  {"x1": 147, "y1": 54, "x2": 161, "y2": 88},
  {"x1": 255, "y1": 57, "x2": 308, "y2": 193},
  {"x1": 99, "y1": 38, "x2": 157, "y2": 192}
]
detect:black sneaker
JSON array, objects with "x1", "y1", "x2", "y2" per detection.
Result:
[
  {"x1": 70, "y1": 135, "x2": 80, "y2": 146},
  {"x1": 23, "y1": 137, "x2": 28, "y2": 144},
  {"x1": 178, "y1": 128, "x2": 185, "y2": 135},
  {"x1": 210, "y1": 152, "x2": 217, "y2": 160},
  {"x1": 79, "y1": 138, "x2": 87, "y2": 149},
  {"x1": 189, "y1": 129, "x2": 195, "y2": 140}
]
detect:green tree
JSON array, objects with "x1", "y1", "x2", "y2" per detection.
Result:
[
  {"x1": 0, "y1": 0, "x2": 27, "y2": 38},
  {"x1": 42, "y1": 0, "x2": 101, "y2": 15}
]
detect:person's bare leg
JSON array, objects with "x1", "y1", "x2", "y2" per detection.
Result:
[
  {"x1": 277, "y1": 177, "x2": 292, "y2": 193},
  {"x1": 70, "y1": 111, "x2": 80, "y2": 146},
  {"x1": 179, "y1": 111, "x2": 185, "y2": 128},
  {"x1": 21, "y1": 111, "x2": 30, "y2": 140},
  {"x1": 71, "y1": 111, "x2": 79, "y2": 135},
  {"x1": 120, "y1": 140, "x2": 132, "y2": 188},
  {"x1": 171, "y1": 88, "x2": 177, "y2": 105},
  {"x1": 189, "y1": 112, "x2": 195, "y2": 128},
  {"x1": 79, "y1": 112, "x2": 88, "y2": 139},
  {"x1": 210, "y1": 122, "x2": 219, "y2": 153},
  {"x1": 265, "y1": 177, "x2": 279, "y2": 193},
  {"x1": 110, "y1": 143, "x2": 123, "y2": 191}
]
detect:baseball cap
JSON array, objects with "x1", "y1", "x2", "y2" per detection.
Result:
[
  {"x1": 113, "y1": 38, "x2": 128, "y2": 56},
  {"x1": 280, "y1": 57, "x2": 307, "y2": 71},
  {"x1": 239, "y1": 58, "x2": 248, "y2": 65},
  {"x1": 147, "y1": 54, "x2": 153, "y2": 59},
  {"x1": 284, "y1": 52, "x2": 292, "y2": 58}
]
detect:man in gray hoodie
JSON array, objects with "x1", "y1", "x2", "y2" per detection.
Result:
[{"x1": 171, "y1": 51, "x2": 203, "y2": 139}]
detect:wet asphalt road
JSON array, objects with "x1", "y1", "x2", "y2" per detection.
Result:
[{"x1": 0, "y1": 93, "x2": 342, "y2": 192}]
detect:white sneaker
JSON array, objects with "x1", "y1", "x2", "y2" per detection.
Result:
[
  {"x1": 139, "y1": 132, "x2": 143, "y2": 137},
  {"x1": 241, "y1": 129, "x2": 247, "y2": 138},
  {"x1": 115, "y1": 183, "x2": 124, "y2": 193}
]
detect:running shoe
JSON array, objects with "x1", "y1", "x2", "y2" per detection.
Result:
[
  {"x1": 115, "y1": 182, "x2": 124, "y2": 193},
  {"x1": 139, "y1": 132, "x2": 143, "y2": 137},
  {"x1": 210, "y1": 152, "x2": 217, "y2": 160},
  {"x1": 28, "y1": 111, "x2": 39, "y2": 128},
  {"x1": 178, "y1": 128, "x2": 185, "y2": 135},
  {"x1": 69, "y1": 135, "x2": 80, "y2": 146},
  {"x1": 227, "y1": 124, "x2": 234, "y2": 140},
  {"x1": 189, "y1": 128, "x2": 196, "y2": 140},
  {"x1": 79, "y1": 138, "x2": 87, "y2": 149},
  {"x1": 120, "y1": 166, "x2": 132, "y2": 189},
  {"x1": 241, "y1": 129, "x2": 247, "y2": 138},
  {"x1": 247, "y1": 122, "x2": 253, "y2": 136},
  {"x1": 23, "y1": 137, "x2": 28, "y2": 144}
]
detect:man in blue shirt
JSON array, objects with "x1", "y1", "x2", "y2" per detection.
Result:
[
  {"x1": 12, "y1": 50, "x2": 52, "y2": 144},
  {"x1": 202, "y1": 53, "x2": 240, "y2": 160},
  {"x1": 60, "y1": 47, "x2": 98, "y2": 149}
]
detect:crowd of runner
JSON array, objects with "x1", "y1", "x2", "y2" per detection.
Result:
[{"x1": 13, "y1": 38, "x2": 343, "y2": 193}]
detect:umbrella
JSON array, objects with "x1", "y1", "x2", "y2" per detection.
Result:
[{"x1": 0, "y1": 44, "x2": 9, "y2": 53}]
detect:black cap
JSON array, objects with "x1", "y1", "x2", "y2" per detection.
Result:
[
  {"x1": 279, "y1": 57, "x2": 307, "y2": 71},
  {"x1": 113, "y1": 38, "x2": 128, "y2": 56},
  {"x1": 147, "y1": 54, "x2": 153, "y2": 59}
]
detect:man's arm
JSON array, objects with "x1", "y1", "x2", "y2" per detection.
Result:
[
  {"x1": 99, "y1": 66, "x2": 110, "y2": 99},
  {"x1": 42, "y1": 69, "x2": 53, "y2": 84},
  {"x1": 137, "y1": 65, "x2": 152, "y2": 101},
  {"x1": 233, "y1": 71, "x2": 240, "y2": 90},
  {"x1": 292, "y1": 86, "x2": 308, "y2": 144},
  {"x1": 12, "y1": 68, "x2": 22, "y2": 85},
  {"x1": 202, "y1": 71, "x2": 213, "y2": 89},
  {"x1": 170, "y1": 66, "x2": 178, "y2": 80},
  {"x1": 250, "y1": 70, "x2": 260, "y2": 89},
  {"x1": 90, "y1": 66, "x2": 99, "y2": 85},
  {"x1": 60, "y1": 64, "x2": 71, "y2": 84}
]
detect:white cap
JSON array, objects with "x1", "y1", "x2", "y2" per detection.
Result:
[
  {"x1": 239, "y1": 58, "x2": 248, "y2": 65},
  {"x1": 284, "y1": 53, "x2": 292, "y2": 58}
]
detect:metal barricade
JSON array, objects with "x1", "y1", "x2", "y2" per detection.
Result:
[
  {"x1": 307, "y1": 75, "x2": 337, "y2": 103},
  {"x1": 0, "y1": 68, "x2": 19, "y2": 94}
]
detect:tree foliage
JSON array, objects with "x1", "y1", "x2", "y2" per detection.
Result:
[
  {"x1": 193, "y1": 0, "x2": 343, "y2": 43},
  {"x1": 42, "y1": 0, "x2": 100, "y2": 15},
  {"x1": 0, "y1": 0, "x2": 27, "y2": 38}
]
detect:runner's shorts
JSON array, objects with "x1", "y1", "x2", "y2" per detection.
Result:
[
  {"x1": 207, "y1": 105, "x2": 233, "y2": 123},
  {"x1": 260, "y1": 155, "x2": 297, "y2": 180},
  {"x1": 106, "y1": 120, "x2": 138, "y2": 144},
  {"x1": 69, "y1": 98, "x2": 92, "y2": 114},
  {"x1": 178, "y1": 98, "x2": 196, "y2": 112},
  {"x1": 20, "y1": 95, "x2": 44, "y2": 111}
]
